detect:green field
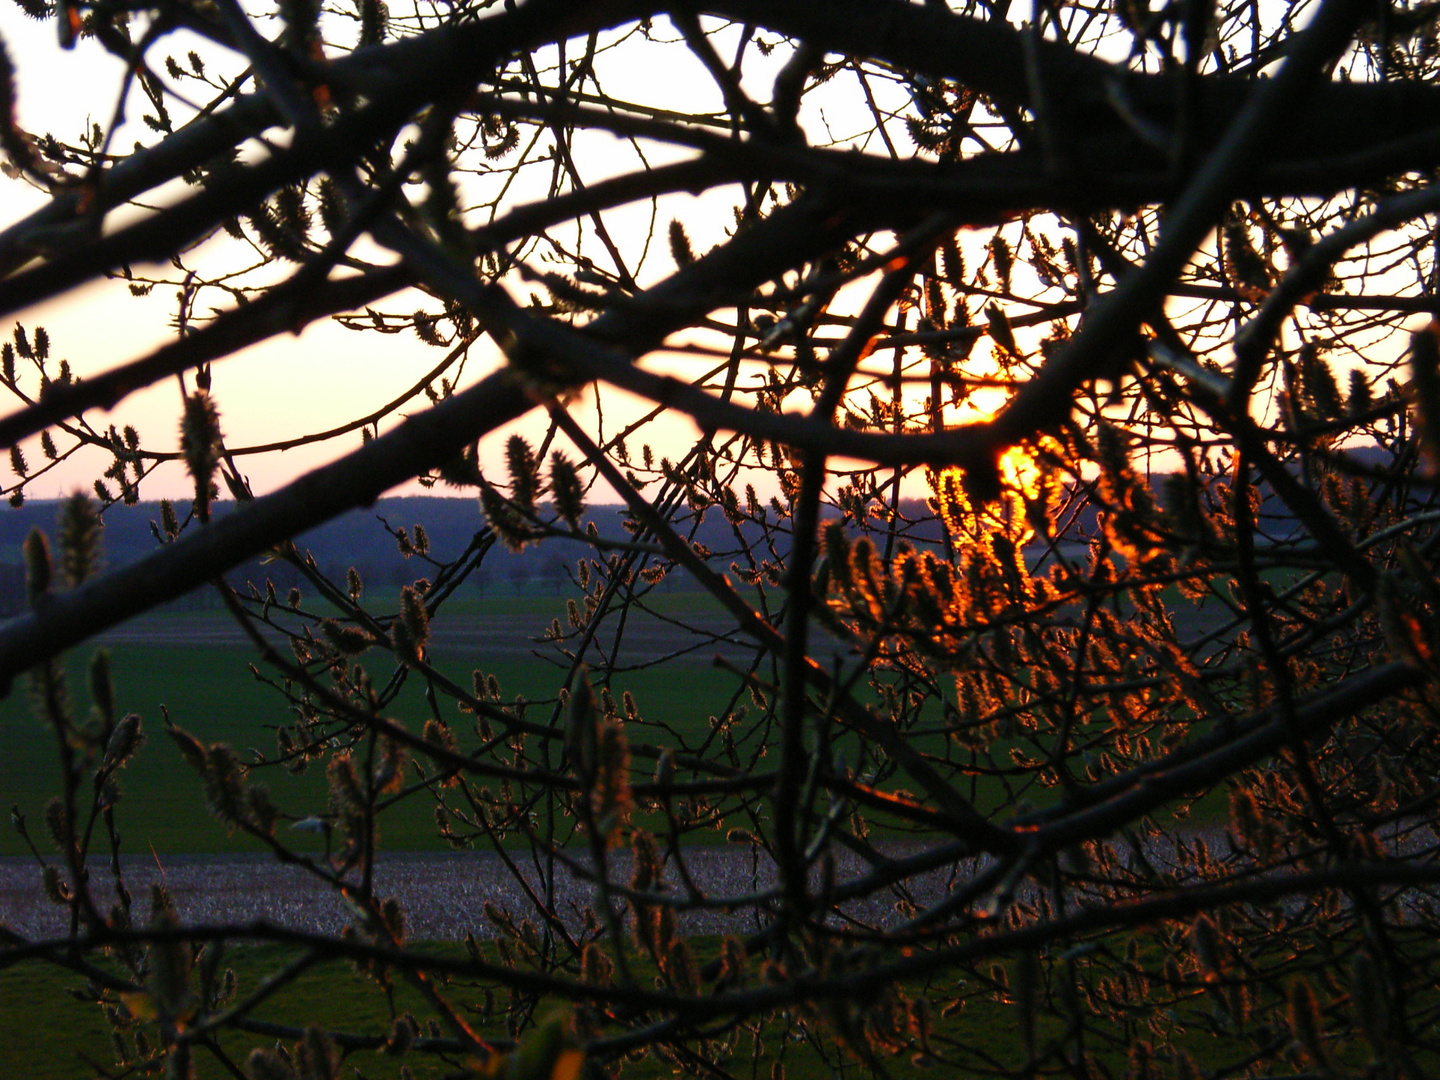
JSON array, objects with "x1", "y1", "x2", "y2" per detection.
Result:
[
  {"x1": 0, "y1": 933, "x2": 1350, "y2": 1080},
  {"x1": 0, "y1": 940, "x2": 994, "y2": 1080},
  {"x1": 0, "y1": 599, "x2": 1357, "y2": 1080},
  {"x1": 0, "y1": 588, "x2": 1230, "y2": 857},
  {"x1": 0, "y1": 946, "x2": 438, "y2": 1080},
  {"x1": 0, "y1": 627, "x2": 751, "y2": 857}
]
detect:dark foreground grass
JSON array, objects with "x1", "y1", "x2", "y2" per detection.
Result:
[
  {"x1": 0, "y1": 945, "x2": 449, "y2": 1080},
  {"x1": 0, "y1": 939, "x2": 1075, "y2": 1080},
  {"x1": 2, "y1": 933, "x2": 1391, "y2": 1080}
]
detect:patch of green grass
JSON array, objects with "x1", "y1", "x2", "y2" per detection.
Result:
[
  {"x1": 5, "y1": 934, "x2": 1393, "y2": 1080},
  {"x1": 0, "y1": 958, "x2": 117, "y2": 1080},
  {"x1": 0, "y1": 944, "x2": 463, "y2": 1080},
  {"x1": 439, "y1": 586, "x2": 738, "y2": 621},
  {"x1": 0, "y1": 592, "x2": 1227, "y2": 860},
  {"x1": 0, "y1": 938, "x2": 1062, "y2": 1080},
  {"x1": 0, "y1": 635, "x2": 750, "y2": 856}
]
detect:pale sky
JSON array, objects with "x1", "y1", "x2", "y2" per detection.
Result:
[
  {"x1": 0, "y1": 7, "x2": 945, "y2": 508},
  {"x1": 0, "y1": 7, "x2": 805, "y2": 504}
]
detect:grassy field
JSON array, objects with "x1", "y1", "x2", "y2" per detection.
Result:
[
  {"x1": 0, "y1": 936, "x2": 1127, "y2": 1080},
  {"x1": 2, "y1": 933, "x2": 1368, "y2": 1080},
  {"x1": 1, "y1": 939, "x2": 994, "y2": 1080},
  {"x1": 0, "y1": 947, "x2": 428, "y2": 1080},
  {"x1": 0, "y1": 628, "x2": 752, "y2": 857},
  {"x1": 0, "y1": 582, "x2": 1237, "y2": 857},
  {"x1": 0, "y1": 594, "x2": 1358, "y2": 1079}
]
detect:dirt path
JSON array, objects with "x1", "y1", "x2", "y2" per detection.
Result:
[
  {"x1": 0, "y1": 825, "x2": 1241, "y2": 945},
  {"x1": 0, "y1": 847, "x2": 938, "y2": 942}
]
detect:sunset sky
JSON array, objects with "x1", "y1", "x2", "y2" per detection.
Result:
[
  {"x1": 0, "y1": 5, "x2": 1018, "y2": 515},
  {"x1": 0, "y1": 7, "x2": 757, "y2": 503}
]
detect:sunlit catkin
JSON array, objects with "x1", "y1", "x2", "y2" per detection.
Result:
[
  {"x1": 505, "y1": 434, "x2": 540, "y2": 511},
  {"x1": 592, "y1": 717, "x2": 632, "y2": 843},
  {"x1": 391, "y1": 584, "x2": 430, "y2": 667},
  {"x1": 103, "y1": 713, "x2": 143, "y2": 771},
  {"x1": 202, "y1": 744, "x2": 249, "y2": 828},
  {"x1": 179, "y1": 392, "x2": 222, "y2": 523},
  {"x1": 479, "y1": 479, "x2": 534, "y2": 551},
  {"x1": 550, "y1": 451, "x2": 585, "y2": 527},
  {"x1": 23, "y1": 527, "x2": 49, "y2": 607}
]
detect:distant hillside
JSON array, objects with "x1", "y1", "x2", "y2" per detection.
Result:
[
  {"x1": 0, "y1": 491, "x2": 964, "y2": 616},
  {"x1": 1, "y1": 446, "x2": 1396, "y2": 618},
  {"x1": 0, "y1": 494, "x2": 800, "y2": 617}
]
